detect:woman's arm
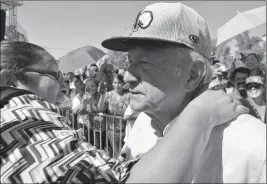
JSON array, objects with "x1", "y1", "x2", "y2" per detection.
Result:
[
  {"x1": 97, "y1": 94, "x2": 106, "y2": 112},
  {"x1": 72, "y1": 96, "x2": 81, "y2": 114},
  {"x1": 127, "y1": 108, "x2": 211, "y2": 183},
  {"x1": 97, "y1": 84, "x2": 107, "y2": 112},
  {"x1": 79, "y1": 99, "x2": 89, "y2": 115},
  {"x1": 126, "y1": 90, "x2": 248, "y2": 183}
]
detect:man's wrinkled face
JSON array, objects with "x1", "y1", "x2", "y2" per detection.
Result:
[{"x1": 124, "y1": 45, "x2": 190, "y2": 116}]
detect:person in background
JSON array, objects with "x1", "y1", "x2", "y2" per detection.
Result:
[
  {"x1": 67, "y1": 72, "x2": 75, "y2": 89},
  {"x1": 209, "y1": 63, "x2": 229, "y2": 92},
  {"x1": 116, "y1": 68, "x2": 127, "y2": 76},
  {"x1": 83, "y1": 63, "x2": 99, "y2": 81},
  {"x1": 56, "y1": 77, "x2": 72, "y2": 110},
  {"x1": 229, "y1": 64, "x2": 250, "y2": 98},
  {"x1": 212, "y1": 59, "x2": 220, "y2": 66},
  {"x1": 99, "y1": 74, "x2": 130, "y2": 156},
  {"x1": 243, "y1": 53, "x2": 266, "y2": 79},
  {"x1": 72, "y1": 80, "x2": 85, "y2": 114},
  {"x1": 79, "y1": 78, "x2": 106, "y2": 149},
  {"x1": 240, "y1": 76, "x2": 266, "y2": 122},
  {"x1": 95, "y1": 56, "x2": 115, "y2": 91},
  {"x1": 69, "y1": 76, "x2": 82, "y2": 101}
]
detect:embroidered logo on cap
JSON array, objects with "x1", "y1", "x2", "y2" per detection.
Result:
[
  {"x1": 138, "y1": 11, "x2": 153, "y2": 29},
  {"x1": 189, "y1": 35, "x2": 199, "y2": 43},
  {"x1": 131, "y1": 11, "x2": 153, "y2": 34}
]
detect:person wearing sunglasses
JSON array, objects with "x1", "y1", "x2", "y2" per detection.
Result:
[
  {"x1": 0, "y1": 42, "x2": 62, "y2": 103},
  {"x1": 240, "y1": 76, "x2": 266, "y2": 122}
]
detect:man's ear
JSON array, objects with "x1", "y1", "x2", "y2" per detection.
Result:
[
  {"x1": 184, "y1": 60, "x2": 205, "y2": 93},
  {"x1": 0, "y1": 69, "x2": 17, "y2": 87}
]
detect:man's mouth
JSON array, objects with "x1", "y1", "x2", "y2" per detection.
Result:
[{"x1": 129, "y1": 90, "x2": 142, "y2": 95}]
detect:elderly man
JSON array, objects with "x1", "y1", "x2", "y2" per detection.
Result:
[{"x1": 102, "y1": 2, "x2": 266, "y2": 183}]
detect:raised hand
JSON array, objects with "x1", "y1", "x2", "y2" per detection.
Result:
[{"x1": 186, "y1": 90, "x2": 249, "y2": 127}]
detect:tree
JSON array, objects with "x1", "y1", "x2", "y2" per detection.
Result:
[
  {"x1": 214, "y1": 31, "x2": 266, "y2": 66},
  {"x1": 107, "y1": 50, "x2": 129, "y2": 70},
  {"x1": 211, "y1": 39, "x2": 217, "y2": 55}
]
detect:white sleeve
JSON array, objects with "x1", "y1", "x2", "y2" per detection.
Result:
[
  {"x1": 124, "y1": 105, "x2": 134, "y2": 116},
  {"x1": 259, "y1": 161, "x2": 266, "y2": 183},
  {"x1": 72, "y1": 96, "x2": 81, "y2": 113}
]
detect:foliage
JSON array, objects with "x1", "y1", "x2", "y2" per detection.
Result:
[
  {"x1": 107, "y1": 50, "x2": 129, "y2": 70},
  {"x1": 212, "y1": 31, "x2": 266, "y2": 66}
]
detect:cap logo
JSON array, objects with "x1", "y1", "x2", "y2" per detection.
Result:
[
  {"x1": 138, "y1": 11, "x2": 153, "y2": 29},
  {"x1": 189, "y1": 35, "x2": 199, "y2": 43},
  {"x1": 131, "y1": 11, "x2": 153, "y2": 34}
]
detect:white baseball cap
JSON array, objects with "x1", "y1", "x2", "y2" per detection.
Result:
[{"x1": 102, "y1": 2, "x2": 212, "y2": 59}]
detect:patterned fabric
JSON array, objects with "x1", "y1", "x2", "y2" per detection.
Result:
[
  {"x1": 104, "y1": 90, "x2": 130, "y2": 131},
  {"x1": 82, "y1": 92, "x2": 106, "y2": 131},
  {"x1": 0, "y1": 92, "x2": 139, "y2": 183}
]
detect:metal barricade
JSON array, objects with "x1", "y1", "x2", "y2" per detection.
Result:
[{"x1": 63, "y1": 110, "x2": 125, "y2": 157}]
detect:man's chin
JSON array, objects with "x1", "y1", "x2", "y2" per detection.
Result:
[{"x1": 129, "y1": 95, "x2": 151, "y2": 112}]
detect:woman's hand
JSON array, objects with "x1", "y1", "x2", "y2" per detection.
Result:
[
  {"x1": 186, "y1": 90, "x2": 249, "y2": 127},
  {"x1": 98, "y1": 81, "x2": 107, "y2": 94},
  {"x1": 79, "y1": 99, "x2": 89, "y2": 115}
]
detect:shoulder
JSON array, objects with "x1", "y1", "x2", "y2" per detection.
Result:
[
  {"x1": 223, "y1": 114, "x2": 266, "y2": 173},
  {"x1": 209, "y1": 114, "x2": 266, "y2": 183},
  {"x1": 226, "y1": 114, "x2": 265, "y2": 139},
  {"x1": 224, "y1": 114, "x2": 266, "y2": 151}
]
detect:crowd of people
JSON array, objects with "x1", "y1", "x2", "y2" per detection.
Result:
[
  {"x1": 0, "y1": 2, "x2": 266, "y2": 184},
  {"x1": 55, "y1": 61, "x2": 131, "y2": 155},
  {"x1": 208, "y1": 53, "x2": 266, "y2": 122}
]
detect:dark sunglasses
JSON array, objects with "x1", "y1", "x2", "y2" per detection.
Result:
[
  {"x1": 21, "y1": 68, "x2": 62, "y2": 82},
  {"x1": 246, "y1": 83, "x2": 262, "y2": 90}
]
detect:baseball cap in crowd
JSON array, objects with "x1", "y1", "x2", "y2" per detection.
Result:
[
  {"x1": 102, "y1": 2, "x2": 211, "y2": 60},
  {"x1": 246, "y1": 76, "x2": 265, "y2": 85},
  {"x1": 233, "y1": 61, "x2": 251, "y2": 75}
]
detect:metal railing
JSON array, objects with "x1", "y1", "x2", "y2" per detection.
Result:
[{"x1": 63, "y1": 110, "x2": 125, "y2": 157}]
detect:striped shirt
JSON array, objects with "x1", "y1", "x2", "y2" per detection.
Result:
[{"x1": 0, "y1": 93, "x2": 139, "y2": 183}]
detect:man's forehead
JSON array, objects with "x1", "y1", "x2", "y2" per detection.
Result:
[
  {"x1": 128, "y1": 45, "x2": 188, "y2": 63},
  {"x1": 235, "y1": 72, "x2": 248, "y2": 77}
]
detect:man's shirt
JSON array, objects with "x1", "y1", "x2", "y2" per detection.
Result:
[{"x1": 124, "y1": 112, "x2": 266, "y2": 183}]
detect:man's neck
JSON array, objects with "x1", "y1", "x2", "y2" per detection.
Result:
[
  {"x1": 147, "y1": 103, "x2": 188, "y2": 135},
  {"x1": 148, "y1": 113, "x2": 173, "y2": 135}
]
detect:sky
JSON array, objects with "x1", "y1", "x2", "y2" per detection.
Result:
[{"x1": 16, "y1": 1, "x2": 266, "y2": 59}]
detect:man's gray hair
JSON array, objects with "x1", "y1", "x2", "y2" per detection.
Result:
[{"x1": 186, "y1": 48, "x2": 213, "y2": 100}]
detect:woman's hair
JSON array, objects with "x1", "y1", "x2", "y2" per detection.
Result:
[
  {"x1": 244, "y1": 53, "x2": 260, "y2": 62},
  {"x1": 84, "y1": 78, "x2": 98, "y2": 86},
  {"x1": 1, "y1": 41, "x2": 57, "y2": 84},
  {"x1": 82, "y1": 63, "x2": 98, "y2": 79},
  {"x1": 113, "y1": 74, "x2": 124, "y2": 83}
]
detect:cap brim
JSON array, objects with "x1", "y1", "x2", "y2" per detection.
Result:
[
  {"x1": 246, "y1": 81, "x2": 264, "y2": 85},
  {"x1": 101, "y1": 36, "x2": 193, "y2": 52}
]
